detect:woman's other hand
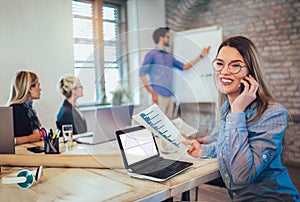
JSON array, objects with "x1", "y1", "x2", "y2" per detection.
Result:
[{"x1": 183, "y1": 139, "x2": 203, "y2": 158}]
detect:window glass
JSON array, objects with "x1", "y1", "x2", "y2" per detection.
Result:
[
  {"x1": 104, "y1": 68, "x2": 119, "y2": 102},
  {"x1": 103, "y1": 22, "x2": 116, "y2": 41},
  {"x1": 74, "y1": 44, "x2": 94, "y2": 61},
  {"x1": 104, "y1": 45, "x2": 116, "y2": 62},
  {"x1": 103, "y1": 6, "x2": 116, "y2": 20},
  {"x1": 75, "y1": 68, "x2": 96, "y2": 104},
  {"x1": 72, "y1": 1, "x2": 126, "y2": 105},
  {"x1": 72, "y1": 1, "x2": 93, "y2": 17},
  {"x1": 72, "y1": 19, "x2": 93, "y2": 39}
]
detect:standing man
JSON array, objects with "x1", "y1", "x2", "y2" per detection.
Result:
[{"x1": 140, "y1": 27, "x2": 210, "y2": 119}]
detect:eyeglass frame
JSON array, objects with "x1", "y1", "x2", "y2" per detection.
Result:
[{"x1": 212, "y1": 59, "x2": 247, "y2": 74}]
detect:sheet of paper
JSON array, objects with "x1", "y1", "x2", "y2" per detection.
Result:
[
  {"x1": 132, "y1": 104, "x2": 187, "y2": 151},
  {"x1": 171, "y1": 118, "x2": 198, "y2": 137}
]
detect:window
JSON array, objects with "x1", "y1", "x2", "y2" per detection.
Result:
[
  {"x1": 102, "y1": 5, "x2": 119, "y2": 103},
  {"x1": 72, "y1": 0, "x2": 127, "y2": 106}
]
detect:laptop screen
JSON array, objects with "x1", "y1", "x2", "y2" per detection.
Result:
[
  {"x1": 82, "y1": 104, "x2": 134, "y2": 143},
  {"x1": 118, "y1": 126, "x2": 158, "y2": 166},
  {"x1": 0, "y1": 106, "x2": 15, "y2": 154}
]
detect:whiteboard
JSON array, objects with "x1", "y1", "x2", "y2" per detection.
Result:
[{"x1": 172, "y1": 26, "x2": 222, "y2": 103}]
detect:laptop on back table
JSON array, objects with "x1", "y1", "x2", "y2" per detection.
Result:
[
  {"x1": 74, "y1": 105, "x2": 134, "y2": 144},
  {"x1": 0, "y1": 106, "x2": 15, "y2": 154},
  {"x1": 116, "y1": 125, "x2": 193, "y2": 182}
]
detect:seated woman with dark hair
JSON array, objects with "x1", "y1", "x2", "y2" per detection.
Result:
[
  {"x1": 9, "y1": 71, "x2": 42, "y2": 145},
  {"x1": 56, "y1": 75, "x2": 87, "y2": 134}
]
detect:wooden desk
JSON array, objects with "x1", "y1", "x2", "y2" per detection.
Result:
[{"x1": 0, "y1": 141, "x2": 219, "y2": 201}]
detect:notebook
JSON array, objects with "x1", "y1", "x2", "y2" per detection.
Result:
[
  {"x1": 74, "y1": 105, "x2": 134, "y2": 144},
  {"x1": 116, "y1": 125, "x2": 193, "y2": 182},
  {"x1": 0, "y1": 106, "x2": 15, "y2": 154}
]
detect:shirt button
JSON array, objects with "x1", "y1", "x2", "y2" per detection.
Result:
[
  {"x1": 225, "y1": 173, "x2": 228, "y2": 177},
  {"x1": 263, "y1": 154, "x2": 267, "y2": 159}
]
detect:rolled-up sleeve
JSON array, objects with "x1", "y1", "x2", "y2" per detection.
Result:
[
  {"x1": 173, "y1": 57, "x2": 184, "y2": 70},
  {"x1": 202, "y1": 142, "x2": 217, "y2": 158}
]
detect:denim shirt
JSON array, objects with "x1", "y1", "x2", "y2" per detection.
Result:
[
  {"x1": 139, "y1": 46, "x2": 184, "y2": 97},
  {"x1": 202, "y1": 100, "x2": 300, "y2": 201}
]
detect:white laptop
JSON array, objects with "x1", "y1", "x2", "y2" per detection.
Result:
[
  {"x1": 0, "y1": 106, "x2": 15, "y2": 154},
  {"x1": 116, "y1": 125, "x2": 193, "y2": 182},
  {"x1": 74, "y1": 105, "x2": 134, "y2": 144}
]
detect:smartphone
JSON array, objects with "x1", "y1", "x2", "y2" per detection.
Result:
[
  {"x1": 240, "y1": 82, "x2": 245, "y2": 93},
  {"x1": 240, "y1": 75, "x2": 250, "y2": 93},
  {"x1": 27, "y1": 146, "x2": 45, "y2": 153}
]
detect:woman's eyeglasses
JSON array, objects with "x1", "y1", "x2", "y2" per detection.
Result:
[{"x1": 212, "y1": 59, "x2": 247, "y2": 74}]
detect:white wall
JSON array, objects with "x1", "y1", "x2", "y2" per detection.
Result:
[
  {"x1": 127, "y1": 0, "x2": 166, "y2": 113},
  {"x1": 0, "y1": 0, "x2": 74, "y2": 129},
  {"x1": 0, "y1": 0, "x2": 165, "y2": 129}
]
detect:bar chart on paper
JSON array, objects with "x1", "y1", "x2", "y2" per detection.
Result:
[{"x1": 133, "y1": 104, "x2": 186, "y2": 151}]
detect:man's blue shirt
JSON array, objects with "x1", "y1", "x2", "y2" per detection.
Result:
[{"x1": 139, "y1": 46, "x2": 184, "y2": 97}]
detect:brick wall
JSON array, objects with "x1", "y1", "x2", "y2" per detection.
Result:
[{"x1": 166, "y1": 0, "x2": 300, "y2": 165}]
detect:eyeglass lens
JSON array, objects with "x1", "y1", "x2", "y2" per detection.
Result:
[{"x1": 212, "y1": 60, "x2": 245, "y2": 74}]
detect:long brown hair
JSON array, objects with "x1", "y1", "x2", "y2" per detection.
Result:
[
  {"x1": 9, "y1": 71, "x2": 39, "y2": 105},
  {"x1": 216, "y1": 36, "x2": 277, "y2": 123}
]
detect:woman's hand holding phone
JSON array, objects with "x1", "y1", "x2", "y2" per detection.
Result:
[{"x1": 231, "y1": 74, "x2": 259, "y2": 113}]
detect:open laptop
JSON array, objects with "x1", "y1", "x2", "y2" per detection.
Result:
[
  {"x1": 116, "y1": 125, "x2": 193, "y2": 182},
  {"x1": 0, "y1": 106, "x2": 15, "y2": 154},
  {"x1": 74, "y1": 104, "x2": 134, "y2": 144}
]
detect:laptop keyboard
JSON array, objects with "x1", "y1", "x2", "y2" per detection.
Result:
[{"x1": 136, "y1": 158, "x2": 177, "y2": 174}]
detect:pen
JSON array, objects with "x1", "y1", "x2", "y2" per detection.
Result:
[
  {"x1": 55, "y1": 129, "x2": 61, "y2": 138},
  {"x1": 48, "y1": 129, "x2": 53, "y2": 139}
]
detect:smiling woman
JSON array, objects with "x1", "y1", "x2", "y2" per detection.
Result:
[
  {"x1": 184, "y1": 36, "x2": 300, "y2": 201},
  {"x1": 8, "y1": 71, "x2": 42, "y2": 145},
  {"x1": 214, "y1": 45, "x2": 252, "y2": 105}
]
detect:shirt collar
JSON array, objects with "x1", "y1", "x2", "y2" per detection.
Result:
[{"x1": 154, "y1": 45, "x2": 167, "y2": 52}]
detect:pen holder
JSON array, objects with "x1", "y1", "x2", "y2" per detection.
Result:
[{"x1": 44, "y1": 138, "x2": 59, "y2": 154}]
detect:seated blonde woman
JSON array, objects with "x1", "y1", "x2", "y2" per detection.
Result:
[
  {"x1": 9, "y1": 71, "x2": 42, "y2": 145},
  {"x1": 56, "y1": 75, "x2": 87, "y2": 134}
]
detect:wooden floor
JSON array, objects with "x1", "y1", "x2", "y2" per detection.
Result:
[{"x1": 174, "y1": 164, "x2": 300, "y2": 202}]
